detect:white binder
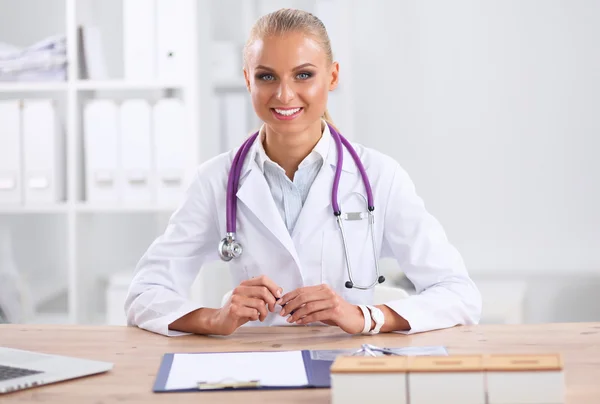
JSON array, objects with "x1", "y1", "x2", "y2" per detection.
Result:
[
  {"x1": 79, "y1": 25, "x2": 109, "y2": 80},
  {"x1": 83, "y1": 100, "x2": 120, "y2": 204},
  {"x1": 119, "y1": 99, "x2": 153, "y2": 204},
  {"x1": 156, "y1": 0, "x2": 194, "y2": 80},
  {"x1": 0, "y1": 101, "x2": 22, "y2": 205},
  {"x1": 21, "y1": 100, "x2": 65, "y2": 204},
  {"x1": 221, "y1": 93, "x2": 249, "y2": 152},
  {"x1": 123, "y1": 0, "x2": 156, "y2": 80},
  {"x1": 152, "y1": 99, "x2": 186, "y2": 205}
]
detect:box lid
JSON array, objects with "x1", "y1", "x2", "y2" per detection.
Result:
[
  {"x1": 484, "y1": 354, "x2": 563, "y2": 371},
  {"x1": 330, "y1": 356, "x2": 408, "y2": 374},
  {"x1": 407, "y1": 355, "x2": 484, "y2": 373}
]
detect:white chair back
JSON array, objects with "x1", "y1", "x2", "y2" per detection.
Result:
[{"x1": 373, "y1": 284, "x2": 410, "y2": 305}]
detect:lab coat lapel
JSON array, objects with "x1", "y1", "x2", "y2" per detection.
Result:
[
  {"x1": 292, "y1": 132, "x2": 359, "y2": 242},
  {"x1": 236, "y1": 160, "x2": 302, "y2": 269}
]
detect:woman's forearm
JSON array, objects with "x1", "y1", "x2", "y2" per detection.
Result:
[
  {"x1": 168, "y1": 308, "x2": 220, "y2": 334},
  {"x1": 376, "y1": 304, "x2": 411, "y2": 332}
]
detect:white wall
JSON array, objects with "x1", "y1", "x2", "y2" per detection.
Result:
[
  {"x1": 344, "y1": 0, "x2": 600, "y2": 324},
  {"x1": 350, "y1": 0, "x2": 600, "y2": 275},
  {"x1": 0, "y1": 0, "x2": 65, "y2": 47}
]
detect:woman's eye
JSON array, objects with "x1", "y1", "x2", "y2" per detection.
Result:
[
  {"x1": 256, "y1": 72, "x2": 312, "y2": 81},
  {"x1": 258, "y1": 74, "x2": 275, "y2": 81}
]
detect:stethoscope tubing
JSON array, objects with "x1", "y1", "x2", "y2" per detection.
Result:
[{"x1": 220, "y1": 122, "x2": 385, "y2": 289}]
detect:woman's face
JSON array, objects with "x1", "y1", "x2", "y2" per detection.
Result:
[{"x1": 243, "y1": 31, "x2": 339, "y2": 134}]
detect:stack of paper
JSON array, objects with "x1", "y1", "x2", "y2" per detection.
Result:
[
  {"x1": 0, "y1": 35, "x2": 67, "y2": 82},
  {"x1": 165, "y1": 351, "x2": 309, "y2": 391}
]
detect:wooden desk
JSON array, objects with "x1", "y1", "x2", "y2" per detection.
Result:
[{"x1": 1, "y1": 322, "x2": 599, "y2": 403}]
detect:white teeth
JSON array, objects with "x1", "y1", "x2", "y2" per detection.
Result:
[{"x1": 274, "y1": 107, "x2": 301, "y2": 116}]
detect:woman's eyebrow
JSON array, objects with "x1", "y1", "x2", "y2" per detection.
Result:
[{"x1": 255, "y1": 62, "x2": 317, "y2": 71}]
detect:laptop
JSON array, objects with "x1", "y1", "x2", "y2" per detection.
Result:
[{"x1": 0, "y1": 347, "x2": 113, "y2": 394}]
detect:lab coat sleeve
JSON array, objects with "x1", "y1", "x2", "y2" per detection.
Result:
[
  {"x1": 380, "y1": 163, "x2": 482, "y2": 334},
  {"x1": 124, "y1": 167, "x2": 220, "y2": 337}
]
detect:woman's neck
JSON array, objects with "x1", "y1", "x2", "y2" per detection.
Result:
[{"x1": 263, "y1": 120, "x2": 324, "y2": 180}]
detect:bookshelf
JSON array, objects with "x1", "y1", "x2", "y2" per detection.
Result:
[{"x1": 0, "y1": 0, "x2": 354, "y2": 325}]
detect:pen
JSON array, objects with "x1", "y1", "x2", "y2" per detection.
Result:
[
  {"x1": 274, "y1": 296, "x2": 295, "y2": 315},
  {"x1": 280, "y1": 302, "x2": 295, "y2": 315}
]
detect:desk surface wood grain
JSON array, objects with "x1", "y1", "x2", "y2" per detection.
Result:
[{"x1": 1, "y1": 322, "x2": 599, "y2": 403}]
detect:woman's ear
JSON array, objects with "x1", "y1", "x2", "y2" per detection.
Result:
[
  {"x1": 243, "y1": 68, "x2": 251, "y2": 92},
  {"x1": 329, "y1": 61, "x2": 340, "y2": 91}
]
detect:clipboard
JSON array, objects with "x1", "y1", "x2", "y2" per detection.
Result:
[
  {"x1": 152, "y1": 345, "x2": 447, "y2": 393},
  {"x1": 153, "y1": 350, "x2": 332, "y2": 393}
]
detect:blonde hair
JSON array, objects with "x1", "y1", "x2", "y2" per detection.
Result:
[{"x1": 243, "y1": 8, "x2": 335, "y2": 125}]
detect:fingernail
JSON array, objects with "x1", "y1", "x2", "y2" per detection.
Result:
[
  {"x1": 277, "y1": 289, "x2": 282, "y2": 298},
  {"x1": 286, "y1": 317, "x2": 292, "y2": 323},
  {"x1": 279, "y1": 309, "x2": 285, "y2": 316}
]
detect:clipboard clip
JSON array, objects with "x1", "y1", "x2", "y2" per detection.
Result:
[{"x1": 197, "y1": 378, "x2": 261, "y2": 390}]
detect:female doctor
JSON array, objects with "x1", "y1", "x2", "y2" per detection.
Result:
[{"x1": 125, "y1": 8, "x2": 481, "y2": 337}]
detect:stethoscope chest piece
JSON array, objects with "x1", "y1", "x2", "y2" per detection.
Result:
[{"x1": 218, "y1": 232, "x2": 243, "y2": 261}]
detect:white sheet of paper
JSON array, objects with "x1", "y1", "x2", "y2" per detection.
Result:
[{"x1": 165, "y1": 351, "x2": 309, "y2": 390}]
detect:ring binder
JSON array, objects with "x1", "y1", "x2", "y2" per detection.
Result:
[{"x1": 197, "y1": 379, "x2": 261, "y2": 390}]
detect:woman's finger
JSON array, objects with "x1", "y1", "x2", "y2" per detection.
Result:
[
  {"x1": 295, "y1": 308, "x2": 336, "y2": 325},
  {"x1": 234, "y1": 285, "x2": 277, "y2": 312},
  {"x1": 241, "y1": 275, "x2": 283, "y2": 302},
  {"x1": 287, "y1": 300, "x2": 337, "y2": 324},
  {"x1": 280, "y1": 286, "x2": 334, "y2": 316},
  {"x1": 230, "y1": 295, "x2": 268, "y2": 321},
  {"x1": 230, "y1": 304, "x2": 260, "y2": 321},
  {"x1": 279, "y1": 285, "x2": 321, "y2": 307}
]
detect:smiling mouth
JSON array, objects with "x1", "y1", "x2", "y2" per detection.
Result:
[{"x1": 271, "y1": 107, "x2": 303, "y2": 120}]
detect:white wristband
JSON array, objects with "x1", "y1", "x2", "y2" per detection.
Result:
[{"x1": 357, "y1": 305, "x2": 371, "y2": 334}]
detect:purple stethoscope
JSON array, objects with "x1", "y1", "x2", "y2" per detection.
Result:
[{"x1": 218, "y1": 122, "x2": 385, "y2": 290}]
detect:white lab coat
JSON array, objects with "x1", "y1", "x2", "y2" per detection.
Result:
[{"x1": 125, "y1": 127, "x2": 481, "y2": 337}]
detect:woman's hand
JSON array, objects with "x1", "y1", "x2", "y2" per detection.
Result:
[
  {"x1": 278, "y1": 284, "x2": 366, "y2": 335},
  {"x1": 211, "y1": 275, "x2": 283, "y2": 336}
]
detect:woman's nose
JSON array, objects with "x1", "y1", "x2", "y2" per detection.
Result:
[{"x1": 275, "y1": 81, "x2": 295, "y2": 104}]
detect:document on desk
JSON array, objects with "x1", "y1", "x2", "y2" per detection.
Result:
[
  {"x1": 309, "y1": 345, "x2": 448, "y2": 361},
  {"x1": 164, "y1": 351, "x2": 309, "y2": 391}
]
